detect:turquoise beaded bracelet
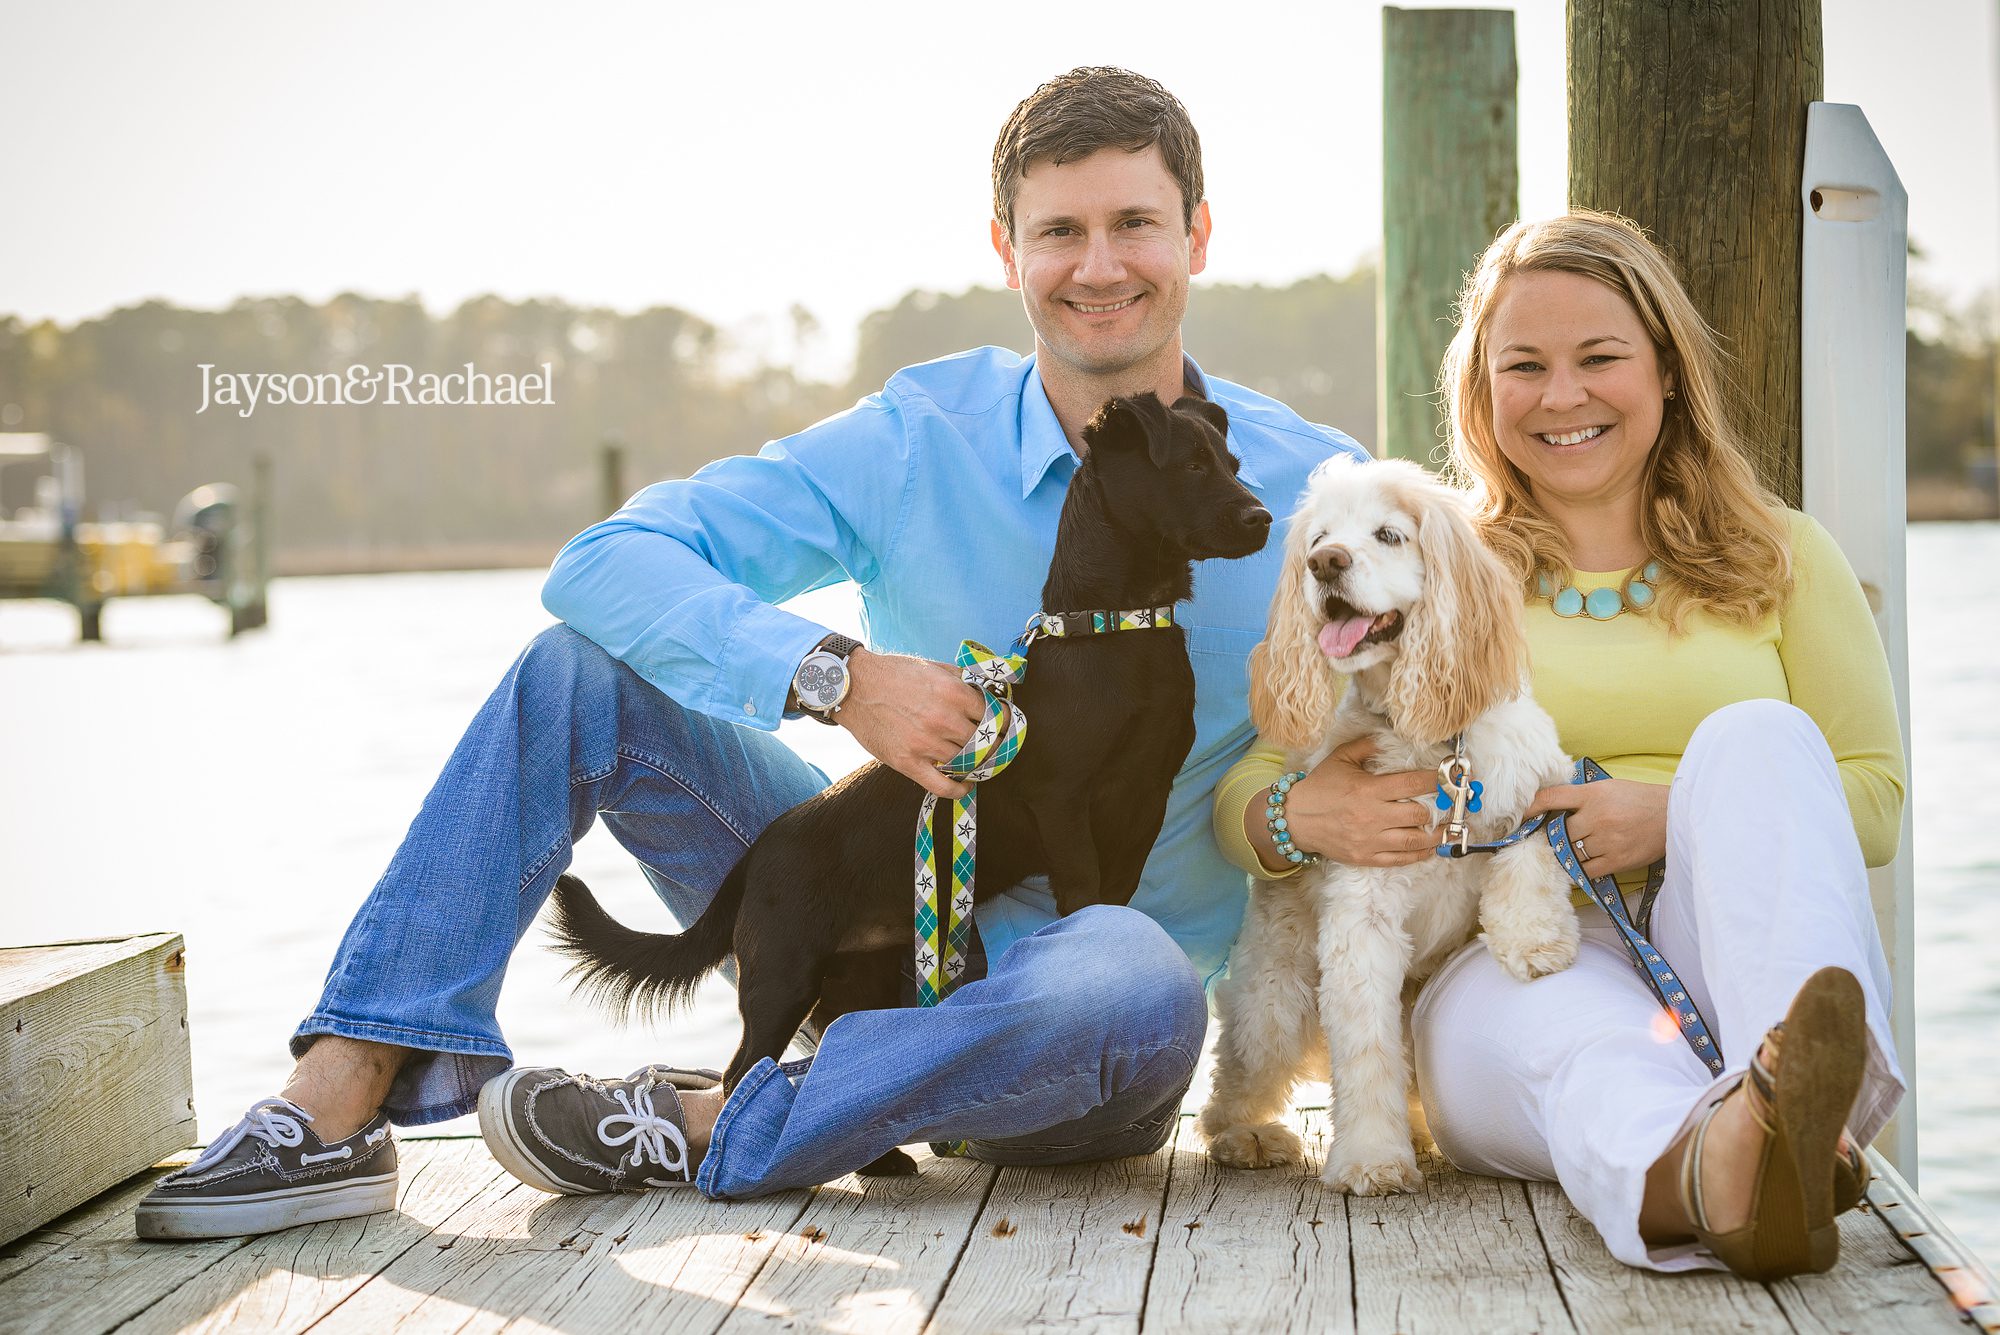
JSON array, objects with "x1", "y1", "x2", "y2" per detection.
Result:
[{"x1": 1266, "y1": 770, "x2": 1320, "y2": 866}]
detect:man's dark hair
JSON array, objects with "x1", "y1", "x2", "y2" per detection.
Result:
[{"x1": 991, "y1": 67, "x2": 1204, "y2": 240}]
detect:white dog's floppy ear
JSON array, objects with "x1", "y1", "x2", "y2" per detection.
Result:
[
  {"x1": 1380, "y1": 477, "x2": 1526, "y2": 746},
  {"x1": 1251, "y1": 513, "x2": 1339, "y2": 752}
]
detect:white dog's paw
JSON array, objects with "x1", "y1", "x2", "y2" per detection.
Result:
[
  {"x1": 1485, "y1": 914, "x2": 1580, "y2": 982},
  {"x1": 1322, "y1": 1148, "x2": 1423, "y2": 1195},
  {"x1": 1205, "y1": 1122, "x2": 1304, "y2": 1170}
]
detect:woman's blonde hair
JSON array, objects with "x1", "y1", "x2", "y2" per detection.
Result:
[{"x1": 1439, "y1": 209, "x2": 1792, "y2": 630}]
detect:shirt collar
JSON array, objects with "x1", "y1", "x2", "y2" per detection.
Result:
[{"x1": 1018, "y1": 352, "x2": 1260, "y2": 498}]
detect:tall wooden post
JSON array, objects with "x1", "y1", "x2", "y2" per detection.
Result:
[
  {"x1": 1568, "y1": 0, "x2": 1823, "y2": 503},
  {"x1": 237, "y1": 451, "x2": 270, "y2": 632},
  {"x1": 1380, "y1": 7, "x2": 1518, "y2": 466},
  {"x1": 600, "y1": 440, "x2": 627, "y2": 520}
]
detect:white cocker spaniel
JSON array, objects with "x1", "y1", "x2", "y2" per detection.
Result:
[{"x1": 1200, "y1": 456, "x2": 1580, "y2": 1194}]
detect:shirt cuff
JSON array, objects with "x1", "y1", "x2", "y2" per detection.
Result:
[
  {"x1": 1212, "y1": 754, "x2": 1301, "y2": 880},
  {"x1": 709, "y1": 605, "x2": 845, "y2": 731}
]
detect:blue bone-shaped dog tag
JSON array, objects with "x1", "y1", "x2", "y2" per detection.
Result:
[{"x1": 1435, "y1": 780, "x2": 1483, "y2": 813}]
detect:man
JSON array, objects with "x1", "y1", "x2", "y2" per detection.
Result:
[{"x1": 136, "y1": 66, "x2": 1432, "y2": 1240}]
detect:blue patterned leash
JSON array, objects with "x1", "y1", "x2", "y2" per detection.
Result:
[{"x1": 1438, "y1": 755, "x2": 1723, "y2": 1076}]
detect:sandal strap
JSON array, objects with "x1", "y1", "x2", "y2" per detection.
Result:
[
  {"x1": 1742, "y1": 1026, "x2": 1783, "y2": 1137},
  {"x1": 1678, "y1": 1077, "x2": 1741, "y2": 1233}
]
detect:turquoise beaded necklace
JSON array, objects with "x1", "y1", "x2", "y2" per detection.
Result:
[{"x1": 1535, "y1": 561, "x2": 1660, "y2": 620}]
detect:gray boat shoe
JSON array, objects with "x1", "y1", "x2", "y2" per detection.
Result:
[
  {"x1": 478, "y1": 1064, "x2": 719, "y2": 1194},
  {"x1": 134, "y1": 1096, "x2": 398, "y2": 1239}
]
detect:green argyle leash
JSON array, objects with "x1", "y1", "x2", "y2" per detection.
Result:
[
  {"x1": 914, "y1": 606, "x2": 1177, "y2": 1158},
  {"x1": 914, "y1": 635, "x2": 1031, "y2": 1006},
  {"x1": 911, "y1": 605, "x2": 1179, "y2": 1004}
]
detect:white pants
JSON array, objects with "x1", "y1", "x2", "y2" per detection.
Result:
[{"x1": 1411, "y1": 699, "x2": 1905, "y2": 1272}]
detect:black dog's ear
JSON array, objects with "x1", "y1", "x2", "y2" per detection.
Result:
[
  {"x1": 1083, "y1": 392, "x2": 1174, "y2": 466},
  {"x1": 1177, "y1": 395, "x2": 1230, "y2": 442}
]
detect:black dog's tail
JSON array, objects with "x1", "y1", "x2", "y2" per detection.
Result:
[{"x1": 546, "y1": 864, "x2": 745, "y2": 1022}]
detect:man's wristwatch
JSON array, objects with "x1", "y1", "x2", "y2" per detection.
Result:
[{"x1": 789, "y1": 633, "x2": 863, "y2": 724}]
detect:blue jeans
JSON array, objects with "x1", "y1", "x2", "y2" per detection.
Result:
[{"x1": 296, "y1": 625, "x2": 1207, "y2": 1198}]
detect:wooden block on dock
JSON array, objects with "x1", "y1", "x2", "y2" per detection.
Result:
[{"x1": 0, "y1": 934, "x2": 196, "y2": 1247}]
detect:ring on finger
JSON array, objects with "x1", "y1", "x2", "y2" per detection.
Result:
[{"x1": 1573, "y1": 835, "x2": 1591, "y2": 862}]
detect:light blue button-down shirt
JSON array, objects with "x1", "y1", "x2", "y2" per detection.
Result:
[{"x1": 543, "y1": 345, "x2": 1367, "y2": 987}]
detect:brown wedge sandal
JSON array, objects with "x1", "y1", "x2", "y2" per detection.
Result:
[
  {"x1": 1746, "y1": 1031, "x2": 1872, "y2": 1216},
  {"x1": 1678, "y1": 966, "x2": 1867, "y2": 1280},
  {"x1": 1752, "y1": 1031, "x2": 1872, "y2": 1223}
]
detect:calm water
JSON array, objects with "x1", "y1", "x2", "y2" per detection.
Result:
[{"x1": 2, "y1": 526, "x2": 1994, "y2": 1260}]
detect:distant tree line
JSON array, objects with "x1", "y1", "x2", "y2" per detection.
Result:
[
  {"x1": 0, "y1": 294, "x2": 853, "y2": 568},
  {"x1": 0, "y1": 265, "x2": 1988, "y2": 570},
  {"x1": 1906, "y1": 284, "x2": 1996, "y2": 485}
]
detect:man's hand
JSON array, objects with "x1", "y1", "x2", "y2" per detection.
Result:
[
  {"x1": 835, "y1": 647, "x2": 985, "y2": 799},
  {"x1": 1246, "y1": 737, "x2": 1437, "y2": 871},
  {"x1": 1523, "y1": 777, "x2": 1669, "y2": 878}
]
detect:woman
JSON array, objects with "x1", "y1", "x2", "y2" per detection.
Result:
[{"x1": 1213, "y1": 209, "x2": 1905, "y2": 1278}]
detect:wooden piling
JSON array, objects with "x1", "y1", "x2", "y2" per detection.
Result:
[
  {"x1": 1380, "y1": 7, "x2": 1518, "y2": 466},
  {"x1": 235, "y1": 452, "x2": 270, "y2": 633},
  {"x1": 600, "y1": 440, "x2": 626, "y2": 520},
  {"x1": 1568, "y1": 0, "x2": 1824, "y2": 502}
]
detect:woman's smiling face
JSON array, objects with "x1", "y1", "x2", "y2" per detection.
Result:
[{"x1": 1483, "y1": 269, "x2": 1672, "y2": 514}]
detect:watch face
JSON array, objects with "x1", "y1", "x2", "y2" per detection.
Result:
[{"x1": 797, "y1": 654, "x2": 848, "y2": 710}]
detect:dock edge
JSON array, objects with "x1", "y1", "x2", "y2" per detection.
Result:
[{"x1": 1866, "y1": 1147, "x2": 2000, "y2": 1332}]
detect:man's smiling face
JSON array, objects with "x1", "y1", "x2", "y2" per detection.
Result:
[{"x1": 991, "y1": 143, "x2": 1210, "y2": 381}]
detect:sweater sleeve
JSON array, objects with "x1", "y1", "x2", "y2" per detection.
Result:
[
  {"x1": 1212, "y1": 746, "x2": 1300, "y2": 879},
  {"x1": 1779, "y1": 512, "x2": 1908, "y2": 866}
]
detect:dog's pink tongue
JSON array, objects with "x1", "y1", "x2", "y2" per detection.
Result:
[{"x1": 1318, "y1": 616, "x2": 1374, "y2": 659}]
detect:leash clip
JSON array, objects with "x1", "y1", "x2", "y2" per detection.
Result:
[{"x1": 1436, "y1": 737, "x2": 1475, "y2": 854}]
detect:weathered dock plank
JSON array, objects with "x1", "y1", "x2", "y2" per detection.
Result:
[
  {"x1": 1773, "y1": 1202, "x2": 1975, "y2": 1335},
  {"x1": 303, "y1": 1160, "x2": 795, "y2": 1334},
  {"x1": 1147, "y1": 1111, "x2": 1353, "y2": 1334},
  {"x1": 119, "y1": 1140, "x2": 504, "y2": 1335},
  {"x1": 1524, "y1": 1177, "x2": 1788, "y2": 1332},
  {"x1": 455, "y1": 1185, "x2": 809, "y2": 1334},
  {"x1": 1, "y1": 1180, "x2": 255, "y2": 1333},
  {"x1": 0, "y1": 1126, "x2": 1983, "y2": 1334},
  {"x1": 0, "y1": 1142, "x2": 481, "y2": 1335},
  {"x1": 925, "y1": 1138, "x2": 1172, "y2": 1332},
  {"x1": 0, "y1": 1149, "x2": 195, "y2": 1288},
  {"x1": 719, "y1": 1149, "x2": 994, "y2": 1334},
  {"x1": 1347, "y1": 1142, "x2": 1573, "y2": 1335}
]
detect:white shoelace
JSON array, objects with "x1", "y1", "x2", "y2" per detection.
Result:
[
  {"x1": 595, "y1": 1085, "x2": 690, "y2": 1184},
  {"x1": 186, "y1": 1096, "x2": 314, "y2": 1173}
]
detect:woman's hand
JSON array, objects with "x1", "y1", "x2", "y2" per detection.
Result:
[
  {"x1": 1523, "y1": 777, "x2": 1670, "y2": 878},
  {"x1": 1246, "y1": 738, "x2": 1438, "y2": 871}
]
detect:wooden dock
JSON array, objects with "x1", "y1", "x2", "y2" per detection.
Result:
[{"x1": 2, "y1": 1111, "x2": 1992, "y2": 1334}]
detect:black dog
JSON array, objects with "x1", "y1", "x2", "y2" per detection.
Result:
[{"x1": 547, "y1": 392, "x2": 1271, "y2": 1111}]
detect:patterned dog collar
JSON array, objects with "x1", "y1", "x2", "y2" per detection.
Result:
[{"x1": 1034, "y1": 605, "x2": 1176, "y2": 638}]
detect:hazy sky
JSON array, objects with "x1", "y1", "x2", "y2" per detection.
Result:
[{"x1": 3, "y1": 1, "x2": 1994, "y2": 374}]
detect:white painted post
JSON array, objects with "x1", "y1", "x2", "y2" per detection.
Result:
[{"x1": 1799, "y1": 101, "x2": 1916, "y2": 1178}]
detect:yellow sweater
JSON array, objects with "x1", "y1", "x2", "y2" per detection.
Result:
[{"x1": 1212, "y1": 510, "x2": 1907, "y2": 881}]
